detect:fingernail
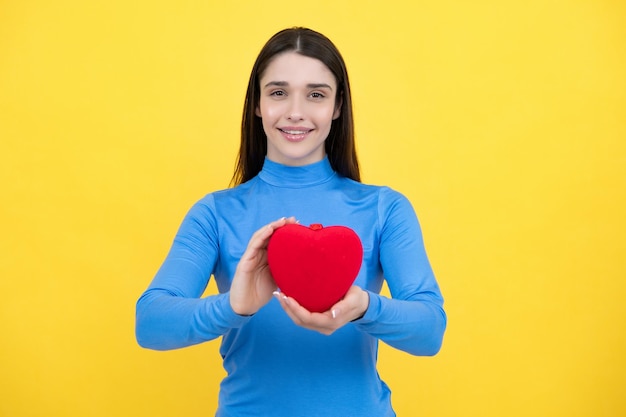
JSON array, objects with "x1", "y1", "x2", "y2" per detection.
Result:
[
  {"x1": 332, "y1": 309, "x2": 337, "y2": 319},
  {"x1": 272, "y1": 291, "x2": 280, "y2": 298}
]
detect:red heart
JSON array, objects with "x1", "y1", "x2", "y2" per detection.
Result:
[{"x1": 267, "y1": 223, "x2": 363, "y2": 313}]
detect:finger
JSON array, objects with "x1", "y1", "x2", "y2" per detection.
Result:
[
  {"x1": 266, "y1": 216, "x2": 299, "y2": 236},
  {"x1": 275, "y1": 293, "x2": 308, "y2": 323},
  {"x1": 269, "y1": 216, "x2": 296, "y2": 229},
  {"x1": 282, "y1": 296, "x2": 336, "y2": 327},
  {"x1": 250, "y1": 216, "x2": 298, "y2": 245},
  {"x1": 245, "y1": 218, "x2": 286, "y2": 252},
  {"x1": 329, "y1": 287, "x2": 368, "y2": 321}
]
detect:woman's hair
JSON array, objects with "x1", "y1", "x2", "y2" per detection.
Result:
[{"x1": 231, "y1": 27, "x2": 360, "y2": 186}]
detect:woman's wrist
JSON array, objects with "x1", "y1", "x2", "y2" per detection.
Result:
[{"x1": 351, "y1": 288, "x2": 370, "y2": 322}]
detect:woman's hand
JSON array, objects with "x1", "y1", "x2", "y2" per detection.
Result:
[
  {"x1": 274, "y1": 285, "x2": 370, "y2": 335},
  {"x1": 230, "y1": 217, "x2": 297, "y2": 316}
]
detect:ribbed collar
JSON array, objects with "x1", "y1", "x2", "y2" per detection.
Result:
[{"x1": 258, "y1": 157, "x2": 337, "y2": 188}]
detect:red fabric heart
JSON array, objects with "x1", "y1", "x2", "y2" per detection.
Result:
[{"x1": 267, "y1": 223, "x2": 363, "y2": 313}]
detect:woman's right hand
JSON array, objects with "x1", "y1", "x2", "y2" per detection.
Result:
[{"x1": 229, "y1": 217, "x2": 297, "y2": 316}]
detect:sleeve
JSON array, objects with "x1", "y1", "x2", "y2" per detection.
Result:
[
  {"x1": 135, "y1": 196, "x2": 251, "y2": 351},
  {"x1": 353, "y1": 187, "x2": 447, "y2": 356}
]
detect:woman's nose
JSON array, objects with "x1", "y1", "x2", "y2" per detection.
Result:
[{"x1": 286, "y1": 98, "x2": 304, "y2": 121}]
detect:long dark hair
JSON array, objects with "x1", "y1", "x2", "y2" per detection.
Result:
[{"x1": 231, "y1": 27, "x2": 360, "y2": 186}]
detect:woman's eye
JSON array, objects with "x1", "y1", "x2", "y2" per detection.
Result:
[
  {"x1": 270, "y1": 90, "x2": 286, "y2": 97},
  {"x1": 310, "y1": 92, "x2": 325, "y2": 99}
]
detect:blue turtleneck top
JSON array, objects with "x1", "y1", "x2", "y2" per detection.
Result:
[{"x1": 136, "y1": 157, "x2": 446, "y2": 417}]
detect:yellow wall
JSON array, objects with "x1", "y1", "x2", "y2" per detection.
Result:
[{"x1": 1, "y1": 1, "x2": 624, "y2": 416}]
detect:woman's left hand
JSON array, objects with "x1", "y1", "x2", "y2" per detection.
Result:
[{"x1": 274, "y1": 286, "x2": 369, "y2": 335}]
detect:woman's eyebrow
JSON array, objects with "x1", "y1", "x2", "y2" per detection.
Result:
[
  {"x1": 263, "y1": 81, "x2": 333, "y2": 90},
  {"x1": 307, "y1": 83, "x2": 333, "y2": 90},
  {"x1": 264, "y1": 81, "x2": 288, "y2": 88}
]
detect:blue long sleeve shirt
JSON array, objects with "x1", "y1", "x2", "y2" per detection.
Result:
[{"x1": 136, "y1": 157, "x2": 446, "y2": 417}]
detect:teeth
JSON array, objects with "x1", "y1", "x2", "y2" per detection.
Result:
[{"x1": 282, "y1": 129, "x2": 309, "y2": 135}]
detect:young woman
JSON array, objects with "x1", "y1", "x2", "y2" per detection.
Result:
[{"x1": 136, "y1": 27, "x2": 446, "y2": 417}]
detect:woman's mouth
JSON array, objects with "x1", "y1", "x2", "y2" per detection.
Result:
[{"x1": 279, "y1": 128, "x2": 312, "y2": 142}]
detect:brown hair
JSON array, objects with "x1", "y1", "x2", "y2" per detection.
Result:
[{"x1": 231, "y1": 27, "x2": 360, "y2": 186}]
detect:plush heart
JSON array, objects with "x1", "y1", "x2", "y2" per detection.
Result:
[{"x1": 267, "y1": 223, "x2": 363, "y2": 313}]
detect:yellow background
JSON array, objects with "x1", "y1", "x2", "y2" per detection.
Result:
[{"x1": 1, "y1": 1, "x2": 625, "y2": 416}]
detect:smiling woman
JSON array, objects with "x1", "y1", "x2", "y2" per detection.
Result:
[
  {"x1": 234, "y1": 27, "x2": 360, "y2": 185},
  {"x1": 256, "y1": 52, "x2": 341, "y2": 166},
  {"x1": 135, "y1": 27, "x2": 446, "y2": 417}
]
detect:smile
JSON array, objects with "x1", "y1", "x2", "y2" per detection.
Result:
[
  {"x1": 279, "y1": 128, "x2": 312, "y2": 135},
  {"x1": 278, "y1": 128, "x2": 313, "y2": 142}
]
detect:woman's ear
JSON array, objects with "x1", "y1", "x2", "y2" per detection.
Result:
[
  {"x1": 333, "y1": 93, "x2": 343, "y2": 120},
  {"x1": 255, "y1": 105, "x2": 262, "y2": 117}
]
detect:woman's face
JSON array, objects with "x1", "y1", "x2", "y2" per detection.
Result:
[{"x1": 256, "y1": 52, "x2": 340, "y2": 166}]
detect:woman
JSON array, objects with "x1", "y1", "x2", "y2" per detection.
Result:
[{"x1": 136, "y1": 27, "x2": 446, "y2": 417}]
